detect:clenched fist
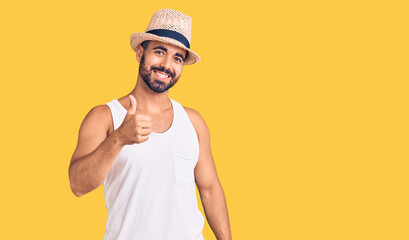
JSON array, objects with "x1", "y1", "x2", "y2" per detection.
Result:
[{"x1": 116, "y1": 95, "x2": 152, "y2": 145}]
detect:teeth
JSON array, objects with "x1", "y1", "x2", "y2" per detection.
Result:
[{"x1": 155, "y1": 71, "x2": 168, "y2": 78}]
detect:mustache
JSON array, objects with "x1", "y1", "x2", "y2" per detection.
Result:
[{"x1": 151, "y1": 66, "x2": 175, "y2": 78}]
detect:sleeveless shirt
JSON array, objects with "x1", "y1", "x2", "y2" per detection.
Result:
[{"x1": 102, "y1": 98, "x2": 205, "y2": 240}]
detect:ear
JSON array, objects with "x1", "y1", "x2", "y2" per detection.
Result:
[{"x1": 136, "y1": 44, "x2": 144, "y2": 63}]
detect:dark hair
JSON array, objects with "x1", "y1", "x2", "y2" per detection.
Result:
[
  {"x1": 184, "y1": 51, "x2": 189, "y2": 62},
  {"x1": 140, "y1": 40, "x2": 151, "y2": 50},
  {"x1": 140, "y1": 40, "x2": 188, "y2": 62}
]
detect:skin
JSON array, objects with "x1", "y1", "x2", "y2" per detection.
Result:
[{"x1": 68, "y1": 40, "x2": 232, "y2": 240}]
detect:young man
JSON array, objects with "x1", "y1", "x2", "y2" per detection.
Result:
[{"x1": 68, "y1": 9, "x2": 232, "y2": 240}]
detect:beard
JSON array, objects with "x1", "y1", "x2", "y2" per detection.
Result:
[{"x1": 139, "y1": 54, "x2": 180, "y2": 93}]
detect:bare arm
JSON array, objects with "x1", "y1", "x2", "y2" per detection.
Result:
[
  {"x1": 69, "y1": 95, "x2": 152, "y2": 197},
  {"x1": 68, "y1": 105, "x2": 125, "y2": 197},
  {"x1": 185, "y1": 107, "x2": 232, "y2": 240}
]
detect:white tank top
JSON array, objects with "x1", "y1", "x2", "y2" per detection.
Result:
[{"x1": 102, "y1": 98, "x2": 205, "y2": 240}]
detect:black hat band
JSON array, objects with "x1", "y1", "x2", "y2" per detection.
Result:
[{"x1": 146, "y1": 29, "x2": 190, "y2": 49}]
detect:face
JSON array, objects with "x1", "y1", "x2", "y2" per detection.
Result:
[{"x1": 137, "y1": 41, "x2": 187, "y2": 93}]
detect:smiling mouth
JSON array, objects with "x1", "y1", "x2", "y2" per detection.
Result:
[{"x1": 153, "y1": 70, "x2": 171, "y2": 80}]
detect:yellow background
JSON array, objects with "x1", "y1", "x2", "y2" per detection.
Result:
[{"x1": 1, "y1": 0, "x2": 408, "y2": 239}]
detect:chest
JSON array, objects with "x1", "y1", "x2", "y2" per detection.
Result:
[{"x1": 149, "y1": 111, "x2": 173, "y2": 133}]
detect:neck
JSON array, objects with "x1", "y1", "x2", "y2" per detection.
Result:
[{"x1": 127, "y1": 74, "x2": 171, "y2": 114}]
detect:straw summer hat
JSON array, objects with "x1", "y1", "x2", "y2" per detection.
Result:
[{"x1": 130, "y1": 9, "x2": 201, "y2": 65}]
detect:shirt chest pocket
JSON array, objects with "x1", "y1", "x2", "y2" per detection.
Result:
[{"x1": 173, "y1": 152, "x2": 195, "y2": 186}]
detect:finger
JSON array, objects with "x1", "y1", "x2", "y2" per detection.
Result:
[
  {"x1": 137, "y1": 121, "x2": 153, "y2": 128},
  {"x1": 128, "y1": 95, "x2": 137, "y2": 114},
  {"x1": 137, "y1": 135, "x2": 149, "y2": 142},
  {"x1": 135, "y1": 114, "x2": 152, "y2": 121},
  {"x1": 138, "y1": 128, "x2": 152, "y2": 136}
]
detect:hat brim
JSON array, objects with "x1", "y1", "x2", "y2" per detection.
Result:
[{"x1": 130, "y1": 33, "x2": 201, "y2": 65}]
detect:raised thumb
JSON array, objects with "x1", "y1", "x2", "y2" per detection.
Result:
[{"x1": 128, "y1": 95, "x2": 137, "y2": 114}]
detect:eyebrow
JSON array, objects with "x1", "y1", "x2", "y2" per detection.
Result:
[{"x1": 153, "y1": 46, "x2": 186, "y2": 61}]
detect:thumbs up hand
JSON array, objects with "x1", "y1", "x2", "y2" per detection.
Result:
[{"x1": 116, "y1": 95, "x2": 152, "y2": 145}]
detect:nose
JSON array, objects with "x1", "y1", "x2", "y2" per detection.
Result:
[{"x1": 160, "y1": 55, "x2": 172, "y2": 70}]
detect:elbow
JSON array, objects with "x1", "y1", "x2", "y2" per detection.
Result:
[
  {"x1": 70, "y1": 182, "x2": 84, "y2": 197},
  {"x1": 74, "y1": 192, "x2": 83, "y2": 197},
  {"x1": 72, "y1": 188, "x2": 83, "y2": 198},
  {"x1": 69, "y1": 175, "x2": 96, "y2": 198},
  {"x1": 68, "y1": 165, "x2": 100, "y2": 197},
  {"x1": 69, "y1": 164, "x2": 83, "y2": 197},
  {"x1": 69, "y1": 173, "x2": 83, "y2": 197}
]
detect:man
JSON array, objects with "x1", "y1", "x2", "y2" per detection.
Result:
[{"x1": 68, "y1": 9, "x2": 232, "y2": 240}]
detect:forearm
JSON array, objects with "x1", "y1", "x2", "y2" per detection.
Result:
[
  {"x1": 69, "y1": 131, "x2": 124, "y2": 197},
  {"x1": 200, "y1": 183, "x2": 232, "y2": 240}
]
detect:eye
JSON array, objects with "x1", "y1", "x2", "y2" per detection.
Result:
[
  {"x1": 155, "y1": 51, "x2": 164, "y2": 55},
  {"x1": 174, "y1": 57, "x2": 182, "y2": 63}
]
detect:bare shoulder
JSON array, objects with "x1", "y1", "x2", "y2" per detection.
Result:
[
  {"x1": 81, "y1": 104, "x2": 113, "y2": 136},
  {"x1": 90, "y1": 104, "x2": 111, "y2": 114},
  {"x1": 71, "y1": 104, "x2": 113, "y2": 163},
  {"x1": 87, "y1": 104, "x2": 111, "y2": 121},
  {"x1": 183, "y1": 106, "x2": 204, "y2": 125}
]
